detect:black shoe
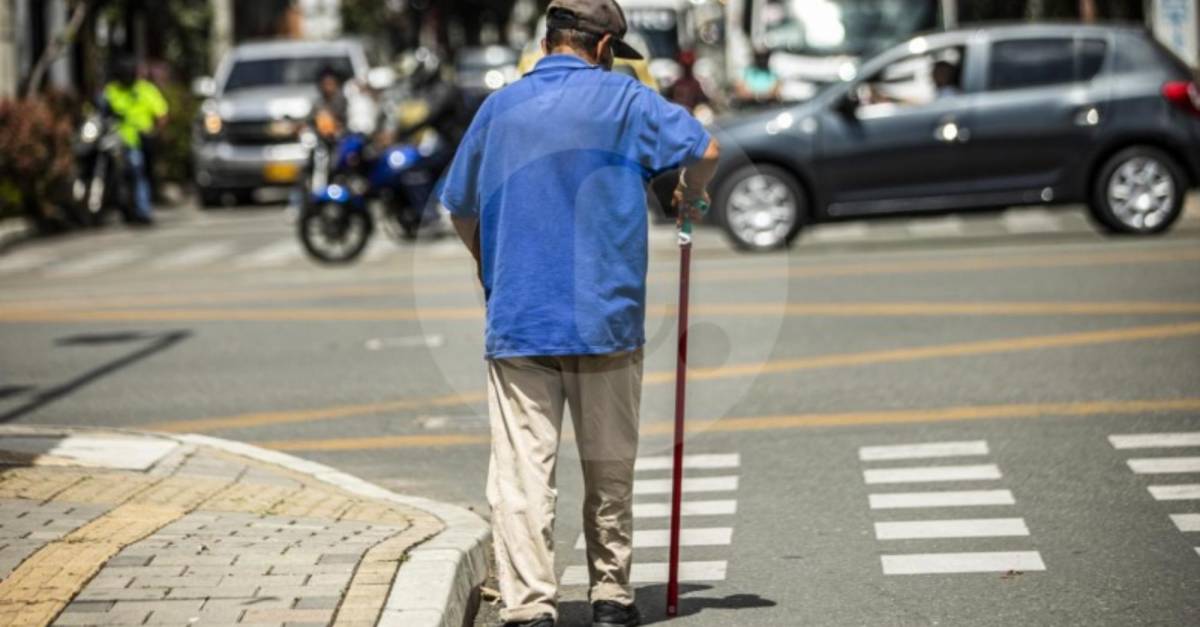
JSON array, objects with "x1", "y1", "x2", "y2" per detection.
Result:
[
  {"x1": 592, "y1": 600, "x2": 640, "y2": 627},
  {"x1": 503, "y1": 615, "x2": 554, "y2": 627}
]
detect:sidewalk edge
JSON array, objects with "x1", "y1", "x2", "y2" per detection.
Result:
[{"x1": 174, "y1": 434, "x2": 489, "y2": 627}]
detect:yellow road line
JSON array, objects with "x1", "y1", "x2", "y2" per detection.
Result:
[
  {"x1": 154, "y1": 320, "x2": 1200, "y2": 435},
  {"x1": 256, "y1": 397, "x2": 1200, "y2": 452},
  {"x1": 4, "y1": 300, "x2": 1200, "y2": 323},
  {"x1": 4, "y1": 246, "x2": 1198, "y2": 314}
]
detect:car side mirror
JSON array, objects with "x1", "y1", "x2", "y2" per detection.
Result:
[
  {"x1": 192, "y1": 76, "x2": 216, "y2": 99},
  {"x1": 835, "y1": 90, "x2": 859, "y2": 118}
]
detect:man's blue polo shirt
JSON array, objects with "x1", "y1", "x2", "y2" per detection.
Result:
[{"x1": 439, "y1": 54, "x2": 711, "y2": 359}]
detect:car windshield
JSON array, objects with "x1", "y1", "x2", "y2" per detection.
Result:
[
  {"x1": 761, "y1": 0, "x2": 938, "y2": 57},
  {"x1": 223, "y1": 56, "x2": 354, "y2": 93},
  {"x1": 627, "y1": 8, "x2": 682, "y2": 59}
]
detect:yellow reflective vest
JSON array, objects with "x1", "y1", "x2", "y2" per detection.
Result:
[{"x1": 103, "y1": 79, "x2": 169, "y2": 148}]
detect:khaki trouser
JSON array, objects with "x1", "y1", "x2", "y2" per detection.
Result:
[{"x1": 486, "y1": 349, "x2": 643, "y2": 623}]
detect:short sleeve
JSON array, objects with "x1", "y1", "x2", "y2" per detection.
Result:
[
  {"x1": 438, "y1": 104, "x2": 491, "y2": 218},
  {"x1": 142, "y1": 82, "x2": 169, "y2": 117},
  {"x1": 635, "y1": 89, "x2": 711, "y2": 176}
]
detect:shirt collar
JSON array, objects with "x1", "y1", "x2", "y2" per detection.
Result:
[{"x1": 530, "y1": 54, "x2": 599, "y2": 74}]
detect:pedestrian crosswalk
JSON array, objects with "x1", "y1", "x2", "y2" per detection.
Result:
[
  {"x1": 559, "y1": 451, "x2": 740, "y2": 588},
  {"x1": 1108, "y1": 430, "x2": 1200, "y2": 560},
  {"x1": 859, "y1": 439, "x2": 1046, "y2": 576}
]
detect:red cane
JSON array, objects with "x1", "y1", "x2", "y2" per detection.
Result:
[{"x1": 666, "y1": 215, "x2": 693, "y2": 618}]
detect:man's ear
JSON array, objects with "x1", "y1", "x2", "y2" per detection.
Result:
[
  {"x1": 541, "y1": 38, "x2": 550, "y2": 55},
  {"x1": 596, "y1": 33, "x2": 613, "y2": 62}
]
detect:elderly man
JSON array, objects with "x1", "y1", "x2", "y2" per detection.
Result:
[{"x1": 439, "y1": 1, "x2": 720, "y2": 625}]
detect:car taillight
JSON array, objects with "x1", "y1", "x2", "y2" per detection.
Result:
[{"x1": 1162, "y1": 80, "x2": 1200, "y2": 116}]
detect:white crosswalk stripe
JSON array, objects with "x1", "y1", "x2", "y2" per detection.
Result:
[
  {"x1": 152, "y1": 242, "x2": 234, "y2": 269},
  {"x1": 575, "y1": 527, "x2": 732, "y2": 550},
  {"x1": 1148, "y1": 484, "x2": 1200, "y2": 501},
  {"x1": 906, "y1": 216, "x2": 965, "y2": 238},
  {"x1": 0, "y1": 249, "x2": 57, "y2": 273},
  {"x1": 1170, "y1": 514, "x2": 1200, "y2": 532},
  {"x1": 1109, "y1": 432, "x2": 1200, "y2": 449},
  {"x1": 560, "y1": 561, "x2": 727, "y2": 586},
  {"x1": 632, "y1": 500, "x2": 737, "y2": 518},
  {"x1": 235, "y1": 239, "x2": 303, "y2": 268},
  {"x1": 1002, "y1": 210, "x2": 1063, "y2": 233},
  {"x1": 633, "y1": 475, "x2": 738, "y2": 495},
  {"x1": 875, "y1": 518, "x2": 1030, "y2": 540},
  {"x1": 45, "y1": 249, "x2": 143, "y2": 277},
  {"x1": 880, "y1": 551, "x2": 1046, "y2": 576},
  {"x1": 634, "y1": 454, "x2": 739, "y2": 471},
  {"x1": 863, "y1": 464, "x2": 1001, "y2": 484},
  {"x1": 859, "y1": 440, "x2": 989, "y2": 462},
  {"x1": 868, "y1": 489, "x2": 1015, "y2": 510},
  {"x1": 1127, "y1": 457, "x2": 1200, "y2": 474},
  {"x1": 806, "y1": 222, "x2": 870, "y2": 242}
]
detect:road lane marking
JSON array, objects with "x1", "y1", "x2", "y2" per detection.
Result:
[
  {"x1": 1002, "y1": 210, "x2": 1063, "y2": 233},
  {"x1": 875, "y1": 518, "x2": 1029, "y2": 540},
  {"x1": 806, "y1": 222, "x2": 870, "y2": 242},
  {"x1": 863, "y1": 464, "x2": 1001, "y2": 485},
  {"x1": 634, "y1": 476, "x2": 738, "y2": 495},
  {"x1": 1170, "y1": 514, "x2": 1200, "y2": 532},
  {"x1": 880, "y1": 551, "x2": 1045, "y2": 575},
  {"x1": 44, "y1": 249, "x2": 143, "y2": 277},
  {"x1": 1109, "y1": 432, "x2": 1200, "y2": 449},
  {"x1": 632, "y1": 500, "x2": 738, "y2": 518},
  {"x1": 0, "y1": 250, "x2": 57, "y2": 273},
  {"x1": 152, "y1": 242, "x2": 235, "y2": 269},
  {"x1": 869, "y1": 489, "x2": 1015, "y2": 510},
  {"x1": 574, "y1": 527, "x2": 732, "y2": 549},
  {"x1": 906, "y1": 216, "x2": 965, "y2": 238},
  {"x1": 561, "y1": 561, "x2": 726, "y2": 585},
  {"x1": 1127, "y1": 457, "x2": 1200, "y2": 474},
  {"x1": 634, "y1": 454, "x2": 739, "y2": 471},
  {"x1": 1149, "y1": 485, "x2": 1200, "y2": 501},
  {"x1": 859, "y1": 440, "x2": 989, "y2": 461},
  {"x1": 251, "y1": 398, "x2": 1200, "y2": 452},
  {"x1": 235, "y1": 239, "x2": 302, "y2": 268}
]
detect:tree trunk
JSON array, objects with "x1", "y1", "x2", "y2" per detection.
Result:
[
  {"x1": 1079, "y1": 0, "x2": 1098, "y2": 22},
  {"x1": 24, "y1": 0, "x2": 90, "y2": 98}
]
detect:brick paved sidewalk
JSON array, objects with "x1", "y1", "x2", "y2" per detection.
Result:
[{"x1": 0, "y1": 428, "x2": 447, "y2": 627}]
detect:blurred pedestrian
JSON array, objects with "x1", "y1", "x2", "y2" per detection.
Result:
[
  {"x1": 665, "y1": 50, "x2": 710, "y2": 114},
  {"x1": 438, "y1": 1, "x2": 720, "y2": 625},
  {"x1": 734, "y1": 48, "x2": 782, "y2": 106},
  {"x1": 103, "y1": 56, "x2": 167, "y2": 225}
]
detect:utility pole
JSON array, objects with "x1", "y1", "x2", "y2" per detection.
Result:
[{"x1": 211, "y1": 0, "x2": 233, "y2": 72}]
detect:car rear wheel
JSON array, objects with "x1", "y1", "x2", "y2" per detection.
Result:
[
  {"x1": 1089, "y1": 146, "x2": 1186, "y2": 235},
  {"x1": 716, "y1": 164, "x2": 805, "y2": 252}
]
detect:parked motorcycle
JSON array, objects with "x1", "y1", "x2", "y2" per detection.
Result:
[
  {"x1": 70, "y1": 111, "x2": 128, "y2": 226},
  {"x1": 297, "y1": 128, "x2": 450, "y2": 264}
]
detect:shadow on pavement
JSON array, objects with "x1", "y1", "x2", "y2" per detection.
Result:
[
  {"x1": 558, "y1": 584, "x2": 777, "y2": 626},
  {"x1": 0, "y1": 330, "x2": 192, "y2": 423}
]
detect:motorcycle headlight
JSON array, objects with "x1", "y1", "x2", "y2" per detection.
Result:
[
  {"x1": 203, "y1": 113, "x2": 223, "y2": 136},
  {"x1": 80, "y1": 120, "x2": 100, "y2": 143}
]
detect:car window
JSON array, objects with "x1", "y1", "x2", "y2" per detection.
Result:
[
  {"x1": 988, "y1": 38, "x2": 1107, "y2": 91},
  {"x1": 1114, "y1": 33, "x2": 1192, "y2": 79},
  {"x1": 855, "y1": 45, "x2": 966, "y2": 113},
  {"x1": 223, "y1": 56, "x2": 355, "y2": 93}
]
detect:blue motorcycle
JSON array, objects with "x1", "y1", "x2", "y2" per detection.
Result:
[{"x1": 298, "y1": 129, "x2": 449, "y2": 264}]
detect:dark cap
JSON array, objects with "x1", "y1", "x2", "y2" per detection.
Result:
[{"x1": 546, "y1": 0, "x2": 644, "y2": 60}]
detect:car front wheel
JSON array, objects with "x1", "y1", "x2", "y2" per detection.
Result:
[
  {"x1": 716, "y1": 164, "x2": 805, "y2": 251},
  {"x1": 1090, "y1": 146, "x2": 1186, "y2": 235}
]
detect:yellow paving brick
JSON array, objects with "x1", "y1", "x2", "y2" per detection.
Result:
[
  {"x1": 201, "y1": 482, "x2": 300, "y2": 514},
  {"x1": 332, "y1": 605, "x2": 382, "y2": 624},
  {"x1": 268, "y1": 487, "x2": 353, "y2": 519},
  {"x1": 54, "y1": 474, "x2": 156, "y2": 505},
  {"x1": 339, "y1": 502, "x2": 412, "y2": 526},
  {"x1": 0, "y1": 468, "x2": 89, "y2": 502},
  {"x1": 130, "y1": 477, "x2": 230, "y2": 509}
]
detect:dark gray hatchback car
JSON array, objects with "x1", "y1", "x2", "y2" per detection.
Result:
[{"x1": 706, "y1": 24, "x2": 1200, "y2": 251}]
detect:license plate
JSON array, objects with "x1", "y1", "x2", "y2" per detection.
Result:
[{"x1": 263, "y1": 162, "x2": 299, "y2": 183}]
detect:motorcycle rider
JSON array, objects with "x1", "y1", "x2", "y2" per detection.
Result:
[{"x1": 102, "y1": 55, "x2": 168, "y2": 225}]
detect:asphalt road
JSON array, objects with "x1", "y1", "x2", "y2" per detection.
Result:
[{"x1": 1, "y1": 200, "x2": 1199, "y2": 626}]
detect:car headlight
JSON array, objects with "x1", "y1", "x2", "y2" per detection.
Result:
[
  {"x1": 80, "y1": 119, "x2": 100, "y2": 143},
  {"x1": 203, "y1": 113, "x2": 223, "y2": 135},
  {"x1": 484, "y1": 69, "x2": 506, "y2": 91}
]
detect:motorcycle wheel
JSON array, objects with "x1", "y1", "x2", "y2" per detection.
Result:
[{"x1": 299, "y1": 201, "x2": 373, "y2": 264}]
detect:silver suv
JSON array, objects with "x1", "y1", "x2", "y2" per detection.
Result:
[{"x1": 192, "y1": 40, "x2": 383, "y2": 207}]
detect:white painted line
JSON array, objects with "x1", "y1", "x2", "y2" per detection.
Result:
[
  {"x1": 1171, "y1": 514, "x2": 1200, "y2": 532},
  {"x1": 561, "y1": 561, "x2": 726, "y2": 586},
  {"x1": 363, "y1": 238, "x2": 395, "y2": 263},
  {"x1": 869, "y1": 489, "x2": 1015, "y2": 510},
  {"x1": 875, "y1": 518, "x2": 1029, "y2": 540},
  {"x1": 807, "y1": 222, "x2": 869, "y2": 242},
  {"x1": 635, "y1": 454, "x2": 740, "y2": 471},
  {"x1": 45, "y1": 249, "x2": 143, "y2": 277},
  {"x1": 1002, "y1": 210, "x2": 1063, "y2": 234},
  {"x1": 575, "y1": 527, "x2": 732, "y2": 550},
  {"x1": 863, "y1": 464, "x2": 1001, "y2": 485},
  {"x1": 152, "y1": 242, "x2": 234, "y2": 269},
  {"x1": 634, "y1": 475, "x2": 738, "y2": 495},
  {"x1": 906, "y1": 216, "x2": 965, "y2": 238},
  {"x1": 0, "y1": 435, "x2": 179, "y2": 471},
  {"x1": 859, "y1": 440, "x2": 989, "y2": 462},
  {"x1": 1127, "y1": 457, "x2": 1200, "y2": 474},
  {"x1": 0, "y1": 250, "x2": 56, "y2": 273},
  {"x1": 1109, "y1": 433, "x2": 1200, "y2": 449},
  {"x1": 632, "y1": 500, "x2": 738, "y2": 518},
  {"x1": 881, "y1": 551, "x2": 1045, "y2": 575},
  {"x1": 1148, "y1": 485, "x2": 1200, "y2": 501},
  {"x1": 235, "y1": 239, "x2": 302, "y2": 268}
]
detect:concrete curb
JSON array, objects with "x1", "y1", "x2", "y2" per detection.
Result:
[
  {"x1": 0, "y1": 216, "x2": 33, "y2": 253},
  {"x1": 174, "y1": 434, "x2": 490, "y2": 627}
]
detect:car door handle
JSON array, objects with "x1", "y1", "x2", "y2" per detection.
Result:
[
  {"x1": 934, "y1": 120, "x2": 970, "y2": 143},
  {"x1": 1074, "y1": 105, "x2": 1101, "y2": 127}
]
